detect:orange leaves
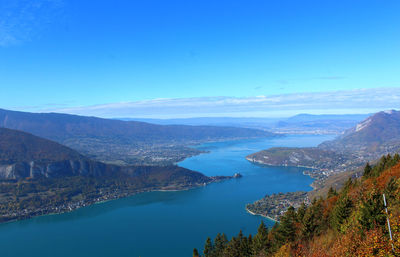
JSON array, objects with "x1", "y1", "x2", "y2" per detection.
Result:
[{"x1": 375, "y1": 163, "x2": 400, "y2": 191}]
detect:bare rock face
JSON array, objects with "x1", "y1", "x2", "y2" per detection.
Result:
[
  {"x1": 0, "y1": 160, "x2": 101, "y2": 179},
  {"x1": 0, "y1": 128, "x2": 211, "y2": 187},
  {"x1": 318, "y1": 110, "x2": 400, "y2": 160}
]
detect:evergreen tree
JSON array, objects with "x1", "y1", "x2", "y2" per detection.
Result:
[
  {"x1": 301, "y1": 199, "x2": 324, "y2": 239},
  {"x1": 330, "y1": 195, "x2": 353, "y2": 232},
  {"x1": 393, "y1": 153, "x2": 400, "y2": 163},
  {"x1": 237, "y1": 230, "x2": 252, "y2": 256},
  {"x1": 203, "y1": 237, "x2": 214, "y2": 257},
  {"x1": 327, "y1": 186, "x2": 338, "y2": 198},
  {"x1": 363, "y1": 162, "x2": 372, "y2": 178},
  {"x1": 384, "y1": 178, "x2": 399, "y2": 203},
  {"x1": 296, "y1": 202, "x2": 307, "y2": 222},
  {"x1": 193, "y1": 248, "x2": 200, "y2": 257},
  {"x1": 342, "y1": 178, "x2": 353, "y2": 192},
  {"x1": 276, "y1": 206, "x2": 297, "y2": 243},
  {"x1": 252, "y1": 220, "x2": 269, "y2": 255},
  {"x1": 214, "y1": 233, "x2": 228, "y2": 256},
  {"x1": 359, "y1": 191, "x2": 386, "y2": 230},
  {"x1": 223, "y1": 235, "x2": 241, "y2": 257},
  {"x1": 247, "y1": 234, "x2": 253, "y2": 250}
]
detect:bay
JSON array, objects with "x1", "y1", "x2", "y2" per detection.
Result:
[{"x1": 0, "y1": 134, "x2": 334, "y2": 257}]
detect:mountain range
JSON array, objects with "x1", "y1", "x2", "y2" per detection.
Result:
[
  {"x1": 120, "y1": 113, "x2": 369, "y2": 134},
  {"x1": 0, "y1": 108, "x2": 275, "y2": 165}
]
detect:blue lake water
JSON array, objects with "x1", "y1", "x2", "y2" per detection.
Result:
[{"x1": 0, "y1": 134, "x2": 334, "y2": 257}]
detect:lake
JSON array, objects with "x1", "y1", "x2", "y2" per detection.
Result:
[{"x1": 0, "y1": 134, "x2": 334, "y2": 257}]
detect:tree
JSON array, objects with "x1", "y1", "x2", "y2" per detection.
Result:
[
  {"x1": 359, "y1": 191, "x2": 386, "y2": 230},
  {"x1": 214, "y1": 233, "x2": 228, "y2": 256},
  {"x1": 204, "y1": 237, "x2": 214, "y2": 257},
  {"x1": 223, "y1": 235, "x2": 241, "y2": 257},
  {"x1": 301, "y1": 199, "x2": 324, "y2": 239},
  {"x1": 276, "y1": 206, "x2": 297, "y2": 243},
  {"x1": 238, "y1": 230, "x2": 252, "y2": 256},
  {"x1": 296, "y1": 202, "x2": 307, "y2": 222},
  {"x1": 363, "y1": 162, "x2": 372, "y2": 178},
  {"x1": 327, "y1": 186, "x2": 338, "y2": 198},
  {"x1": 331, "y1": 195, "x2": 353, "y2": 232},
  {"x1": 252, "y1": 220, "x2": 270, "y2": 255},
  {"x1": 193, "y1": 248, "x2": 200, "y2": 257}
]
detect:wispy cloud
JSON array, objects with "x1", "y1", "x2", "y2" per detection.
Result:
[
  {"x1": 0, "y1": 0, "x2": 64, "y2": 46},
  {"x1": 43, "y1": 88, "x2": 400, "y2": 118}
]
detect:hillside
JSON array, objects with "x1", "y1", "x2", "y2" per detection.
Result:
[
  {"x1": 0, "y1": 108, "x2": 275, "y2": 165},
  {"x1": 245, "y1": 111, "x2": 400, "y2": 196},
  {"x1": 246, "y1": 147, "x2": 351, "y2": 170},
  {"x1": 0, "y1": 128, "x2": 215, "y2": 222},
  {"x1": 0, "y1": 128, "x2": 83, "y2": 164},
  {"x1": 196, "y1": 155, "x2": 400, "y2": 256},
  {"x1": 320, "y1": 110, "x2": 400, "y2": 158}
]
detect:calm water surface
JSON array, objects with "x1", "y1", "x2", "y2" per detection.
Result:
[{"x1": 0, "y1": 134, "x2": 334, "y2": 257}]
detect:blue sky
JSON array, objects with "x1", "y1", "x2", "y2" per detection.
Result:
[{"x1": 1, "y1": 0, "x2": 400, "y2": 117}]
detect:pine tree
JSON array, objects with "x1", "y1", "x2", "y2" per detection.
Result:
[
  {"x1": 204, "y1": 237, "x2": 214, "y2": 257},
  {"x1": 193, "y1": 248, "x2": 200, "y2": 257},
  {"x1": 330, "y1": 195, "x2": 353, "y2": 232},
  {"x1": 276, "y1": 206, "x2": 297, "y2": 243},
  {"x1": 359, "y1": 191, "x2": 386, "y2": 230},
  {"x1": 252, "y1": 220, "x2": 270, "y2": 255},
  {"x1": 301, "y1": 199, "x2": 324, "y2": 239},
  {"x1": 327, "y1": 186, "x2": 338, "y2": 198},
  {"x1": 237, "y1": 230, "x2": 252, "y2": 256},
  {"x1": 214, "y1": 233, "x2": 228, "y2": 256},
  {"x1": 363, "y1": 162, "x2": 372, "y2": 178},
  {"x1": 223, "y1": 235, "x2": 241, "y2": 257},
  {"x1": 296, "y1": 202, "x2": 307, "y2": 222}
]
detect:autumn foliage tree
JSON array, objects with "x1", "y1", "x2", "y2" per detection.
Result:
[{"x1": 196, "y1": 154, "x2": 400, "y2": 256}]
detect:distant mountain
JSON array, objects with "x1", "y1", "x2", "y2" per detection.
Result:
[
  {"x1": 119, "y1": 113, "x2": 369, "y2": 135},
  {"x1": 284, "y1": 113, "x2": 369, "y2": 123},
  {"x1": 0, "y1": 109, "x2": 272, "y2": 143},
  {"x1": 0, "y1": 127, "x2": 210, "y2": 182},
  {"x1": 0, "y1": 109, "x2": 275, "y2": 165},
  {"x1": 118, "y1": 117, "x2": 280, "y2": 127},
  {"x1": 273, "y1": 113, "x2": 369, "y2": 134},
  {"x1": 320, "y1": 110, "x2": 400, "y2": 157}
]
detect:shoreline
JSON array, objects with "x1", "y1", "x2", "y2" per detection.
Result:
[
  {"x1": 0, "y1": 176, "x2": 234, "y2": 226},
  {"x1": 0, "y1": 184, "x2": 203, "y2": 225},
  {"x1": 245, "y1": 157, "x2": 316, "y2": 170},
  {"x1": 245, "y1": 207, "x2": 278, "y2": 223}
]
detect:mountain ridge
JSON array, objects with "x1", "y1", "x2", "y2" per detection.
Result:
[{"x1": 0, "y1": 108, "x2": 275, "y2": 165}]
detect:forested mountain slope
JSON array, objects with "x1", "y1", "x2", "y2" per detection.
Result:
[
  {"x1": 195, "y1": 154, "x2": 400, "y2": 256},
  {"x1": 0, "y1": 128, "x2": 213, "y2": 222}
]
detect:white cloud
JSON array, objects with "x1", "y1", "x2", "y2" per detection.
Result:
[{"x1": 44, "y1": 87, "x2": 400, "y2": 118}]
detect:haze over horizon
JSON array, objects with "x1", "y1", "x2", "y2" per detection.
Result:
[{"x1": 1, "y1": 0, "x2": 400, "y2": 118}]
